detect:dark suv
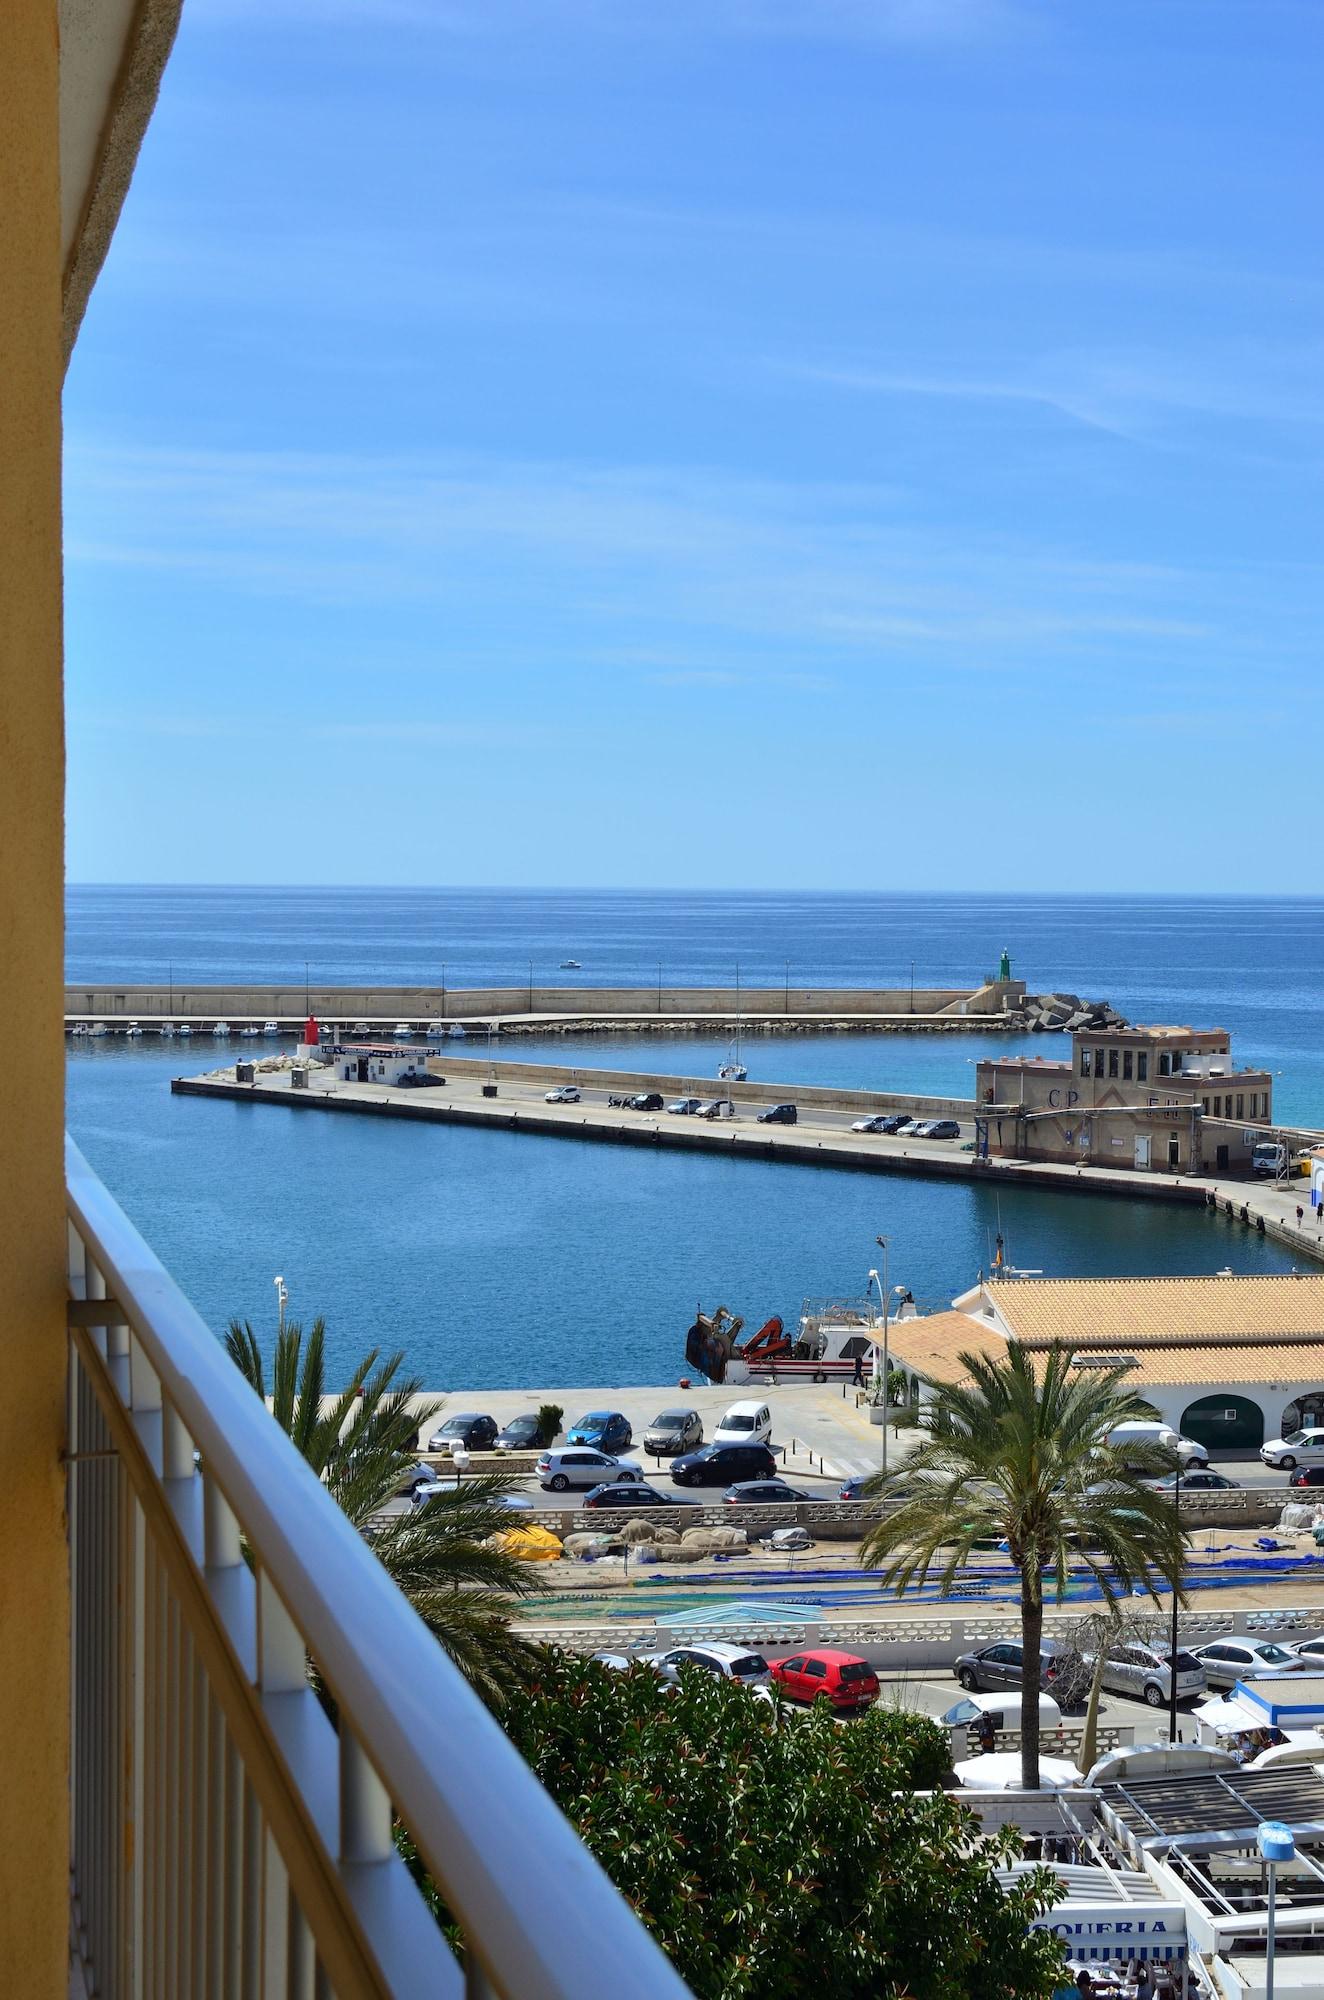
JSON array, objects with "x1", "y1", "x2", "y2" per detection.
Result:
[
  {"x1": 627, "y1": 1092, "x2": 665, "y2": 1112},
  {"x1": 670, "y1": 1441, "x2": 778, "y2": 1487},
  {"x1": 757, "y1": 1103, "x2": 798, "y2": 1126}
]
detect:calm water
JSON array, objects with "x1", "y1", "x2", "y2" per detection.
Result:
[{"x1": 66, "y1": 890, "x2": 1322, "y2": 1389}]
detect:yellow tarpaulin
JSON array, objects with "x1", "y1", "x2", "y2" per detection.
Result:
[{"x1": 495, "y1": 1524, "x2": 563, "y2": 1562}]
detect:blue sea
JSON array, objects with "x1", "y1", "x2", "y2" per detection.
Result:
[{"x1": 66, "y1": 889, "x2": 1324, "y2": 1389}]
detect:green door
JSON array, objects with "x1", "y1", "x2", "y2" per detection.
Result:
[{"x1": 1181, "y1": 1394, "x2": 1264, "y2": 1452}]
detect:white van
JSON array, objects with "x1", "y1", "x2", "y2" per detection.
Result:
[
  {"x1": 713, "y1": 1400, "x2": 772, "y2": 1447},
  {"x1": 1251, "y1": 1141, "x2": 1286, "y2": 1178},
  {"x1": 1106, "y1": 1420, "x2": 1208, "y2": 1468}
]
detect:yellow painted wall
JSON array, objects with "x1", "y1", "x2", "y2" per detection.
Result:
[{"x1": 0, "y1": 0, "x2": 69, "y2": 1984}]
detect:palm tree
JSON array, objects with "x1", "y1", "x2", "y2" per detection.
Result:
[
  {"x1": 859, "y1": 1342, "x2": 1188, "y2": 1788},
  {"x1": 225, "y1": 1316, "x2": 541, "y2": 1705}
]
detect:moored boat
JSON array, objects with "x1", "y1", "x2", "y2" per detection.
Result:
[
  {"x1": 213, "y1": 1021, "x2": 231, "y2": 1037},
  {"x1": 686, "y1": 1293, "x2": 910, "y2": 1385},
  {"x1": 262, "y1": 1020, "x2": 279, "y2": 1035}
]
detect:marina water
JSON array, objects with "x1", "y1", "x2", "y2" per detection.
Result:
[{"x1": 67, "y1": 889, "x2": 1324, "y2": 1389}]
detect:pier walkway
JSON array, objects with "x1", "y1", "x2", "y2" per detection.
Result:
[{"x1": 171, "y1": 1060, "x2": 1324, "y2": 1264}]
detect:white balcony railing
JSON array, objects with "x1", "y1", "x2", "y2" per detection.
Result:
[{"x1": 66, "y1": 1137, "x2": 690, "y2": 1998}]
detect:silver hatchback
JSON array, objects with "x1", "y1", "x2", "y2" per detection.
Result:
[{"x1": 1090, "y1": 1642, "x2": 1206, "y2": 1708}]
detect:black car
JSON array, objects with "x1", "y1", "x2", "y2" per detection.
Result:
[
  {"x1": 1290, "y1": 1466, "x2": 1324, "y2": 1488},
  {"x1": 426, "y1": 1412, "x2": 498, "y2": 1453},
  {"x1": 877, "y1": 1114, "x2": 915, "y2": 1135},
  {"x1": 671, "y1": 1442, "x2": 778, "y2": 1487},
  {"x1": 581, "y1": 1482, "x2": 676, "y2": 1510},
  {"x1": 756, "y1": 1103, "x2": 798, "y2": 1126},
  {"x1": 723, "y1": 1479, "x2": 811, "y2": 1505},
  {"x1": 496, "y1": 1414, "x2": 545, "y2": 1451},
  {"x1": 627, "y1": 1092, "x2": 665, "y2": 1111}
]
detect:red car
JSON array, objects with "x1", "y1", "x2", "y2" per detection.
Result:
[{"x1": 768, "y1": 1649, "x2": 879, "y2": 1711}]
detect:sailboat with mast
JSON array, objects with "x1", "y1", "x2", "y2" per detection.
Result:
[{"x1": 717, "y1": 961, "x2": 748, "y2": 1082}]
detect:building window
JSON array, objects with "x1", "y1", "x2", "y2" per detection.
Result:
[
  {"x1": 1214, "y1": 1096, "x2": 1222, "y2": 1118},
  {"x1": 1158, "y1": 1052, "x2": 1171, "y2": 1076},
  {"x1": 1236, "y1": 1094, "x2": 1244, "y2": 1119},
  {"x1": 1108, "y1": 1049, "x2": 1119, "y2": 1078},
  {"x1": 1123, "y1": 1050, "x2": 1134, "y2": 1081},
  {"x1": 1080, "y1": 1048, "x2": 1092, "y2": 1077},
  {"x1": 1137, "y1": 1051, "x2": 1148, "y2": 1081}
]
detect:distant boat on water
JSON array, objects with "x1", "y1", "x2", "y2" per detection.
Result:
[
  {"x1": 559, "y1": 959, "x2": 582, "y2": 969},
  {"x1": 262, "y1": 1020, "x2": 279, "y2": 1035}
]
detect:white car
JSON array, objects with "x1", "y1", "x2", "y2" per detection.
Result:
[
  {"x1": 1188, "y1": 1638, "x2": 1307, "y2": 1688},
  {"x1": 1261, "y1": 1429, "x2": 1324, "y2": 1470},
  {"x1": 544, "y1": 1084, "x2": 580, "y2": 1104},
  {"x1": 713, "y1": 1400, "x2": 773, "y2": 1447},
  {"x1": 535, "y1": 1447, "x2": 643, "y2": 1493},
  {"x1": 641, "y1": 1643, "x2": 771, "y2": 1687}
]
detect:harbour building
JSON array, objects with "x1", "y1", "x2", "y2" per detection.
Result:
[
  {"x1": 975, "y1": 1023, "x2": 1274, "y2": 1174},
  {"x1": 884, "y1": 1272, "x2": 1324, "y2": 1455}
]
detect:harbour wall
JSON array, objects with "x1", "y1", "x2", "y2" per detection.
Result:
[{"x1": 66, "y1": 978, "x2": 1024, "y2": 1023}]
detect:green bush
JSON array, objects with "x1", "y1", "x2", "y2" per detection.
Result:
[
  {"x1": 537, "y1": 1402, "x2": 564, "y2": 1445},
  {"x1": 504, "y1": 1653, "x2": 1067, "y2": 2000}
]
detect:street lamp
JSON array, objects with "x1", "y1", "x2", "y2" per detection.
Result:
[
  {"x1": 1169, "y1": 1455, "x2": 1182, "y2": 1744},
  {"x1": 274, "y1": 1274, "x2": 288, "y2": 1338},
  {"x1": 869, "y1": 1239, "x2": 897, "y2": 1473},
  {"x1": 1259, "y1": 1820, "x2": 1295, "y2": 2000}
]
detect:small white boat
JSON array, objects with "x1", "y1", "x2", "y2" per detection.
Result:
[
  {"x1": 559, "y1": 959, "x2": 582, "y2": 969},
  {"x1": 70, "y1": 1023, "x2": 90, "y2": 1038},
  {"x1": 717, "y1": 1034, "x2": 746, "y2": 1083},
  {"x1": 352, "y1": 1020, "x2": 370, "y2": 1037},
  {"x1": 125, "y1": 1019, "x2": 144, "y2": 1038},
  {"x1": 239, "y1": 1025, "x2": 261, "y2": 1038},
  {"x1": 159, "y1": 1022, "x2": 176, "y2": 1038},
  {"x1": 426, "y1": 1022, "x2": 447, "y2": 1039},
  {"x1": 177, "y1": 1023, "x2": 192, "y2": 1038},
  {"x1": 446, "y1": 1023, "x2": 467, "y2": 1039},
  {"x1": 213, "y1": 1021, "x2": 231, "y2": 1037},
  {"x1": 262, "y1": 1020, "x2": 279, "y2": 1035},
  {"x1": 89, "y1": 1022, "x2": 110, "y2": 1039},
  {"x1": 392, "y1": 1021, "x2": 411, "y2": 1038}
]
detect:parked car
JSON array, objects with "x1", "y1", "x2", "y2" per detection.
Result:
[
  {"x1": 626, "y1": 1092, "x2": 665, "y2": 1111},
  {"x1": 643, "y1": 1408, "x2": 703, "y2": 1457},
  {"x1": 544, "y1": 1084, "x2": 580, "y2": 1103},
  {"x1": 671, "y1": 1441, "x2": 778, "y2": 1487},
  {"x1": 426, "y1": 1412, "x2": 498, "y2": 1454},
  {"x1": 1289, "y1": 1466, "x2": 1324, "y2": 1488},
  {"x1": 952, "y1": 1637, "x2": 1089, "y2": 1706},
  {"x1": 581, "y1": 1482, "x2": 676, "y2": 1509},
  {"x1": 839, "y1": 1472, "x2": 876, "y2": 1501},
  {"x1": 566, "y1": 1410, "x2": 632, "y2": 1453},
  {"x1": 850, "y1": 1114, "x2": 890, "y2": 1134},
  {"x1": 536, "y1": 1448, "x2": 644, "y2": 1493},
  {"x1": 757, "y1": 1102, "x2": 798, "y2": 1125},
  {"x1": 393, "y1": 1460, "x2": 440, "y2": 1500},
  {"x1": 878, "y1": 1114, "x2": 916, "y2": 1135},
  {"x1": 495, "y1": 1413, "x2": 546, "y2": 1451},
  {"x1": 940, "y1": 1690, "x2": 1064, "y2": 1733},
  {"x1": 1085, "y1": 1641, "x2": 1207, "y2": 1709},
  {"x1": 724, "y1": 1479, "x2": 811, "y2": 1505},
  {"x1": 1262, "y1": 1429, "x2": 1324, "y2": 1470},
  {"x1": 1286, "y1": 1633, "x2": 1324, "y2": 1667},
  {"x1": 1188, "y1": 1639, "x2": 1308, "y2": 1688},
  {"x1": 667, "y1": 1097, "x2": 702, "y2": 1116},
  {"x1": 695, "y1": 1098, "x2": 734, "y2": 1119},
  {"x1": 917, "y1": 1118, "x2": 961, "y2": 1140},
  {"x1": 642, "y1": 1643, "x2": 771, "y2": 1687},
  {"x1": 769, "y1": 1650, "x2": 879, "y2": 1711},
  {"x1": 713, "y1": 1400, "x2": 772, "y2": 1447},
  {"x1": 1151, "y1": 1470, "x2": 1240, "y2": 1491}
]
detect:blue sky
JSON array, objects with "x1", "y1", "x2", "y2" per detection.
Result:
[{"x1": 65, "y1": 0, "x2": 1322, "y2": 889}]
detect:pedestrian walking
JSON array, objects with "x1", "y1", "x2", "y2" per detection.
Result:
[
  {"x1": 1297, "y1": 1204, "x2": 1304, "y2": 1228},
  {"x1": 852, "y1": 1352, "x2": 864, "y2": 1387}
]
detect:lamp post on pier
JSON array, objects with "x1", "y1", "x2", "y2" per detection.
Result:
[{"x1": 274, "y1": 1274, "x2": 288, "y2": 1340}]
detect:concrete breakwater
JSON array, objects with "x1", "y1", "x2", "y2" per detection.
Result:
[{"x1": 67, "y1": 975, "x2": 1125, "y2": 1037}]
